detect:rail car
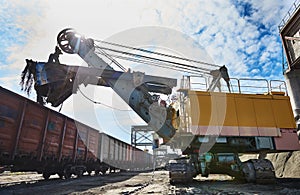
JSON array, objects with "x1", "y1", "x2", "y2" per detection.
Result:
[{"x1": 0, "y1": 86, "x2": 153, "y2": 179}]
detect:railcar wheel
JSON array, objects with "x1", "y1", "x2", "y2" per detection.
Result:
[
  {"x1": 101, "y1": 168, "x2": 108, "y2": 175},
  {"x1": 42, "y1": 172, "x2": 51, "y2": 180},
  {"x1": 242, "y1": 161, "x2": 256, "y2": 183},
  {"x1": 64, "y1": 171, "x2": 71, "y2": 179},
  {"x1": 77, "y1": 170, "x2": 84, "y2": 178},
  {"x1": 58, "y1": 172, "x2": 64, "y2": 179},
  {"x1": 63, "y1": 165, "x2": 72, "y2": 179}
]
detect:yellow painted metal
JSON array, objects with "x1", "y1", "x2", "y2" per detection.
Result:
[
  {"x1": 271, "y1": 97, "x2": 296, "y2": 128},
  {"x1": 220, "y1": 95, "x2": 238, "y2": 126},
  {"x1": 187, "y1": 91, "x2": 296, "y2": 129},
  {"x1": 235, "y1": 95, "x2": 257, "y2": 127}
]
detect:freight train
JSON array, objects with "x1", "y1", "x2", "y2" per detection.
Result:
[{"x1": 0, "y1": 86, "x2": 153, "y2": 179}]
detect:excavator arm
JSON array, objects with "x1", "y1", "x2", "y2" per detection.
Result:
[{"x1": 37, "y1": 28, "x2": 178, "y2": 141}]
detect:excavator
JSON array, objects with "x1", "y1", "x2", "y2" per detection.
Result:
[{"x1": 22, "y1": 28, "x2": 300, "y2": 184}]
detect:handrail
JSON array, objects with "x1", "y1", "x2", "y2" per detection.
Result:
[
  {"x1": 180, "y1": 75, "x2": 287, "y2": 95},
  {"x1": 278, "y1": 0, "x2": 300, "y2": 31},
  {"x1": 238, "y1": 78, "x2": 269, "y2": 94},
  {"x1": 270, "y1": 80, "x2": 288, "y2": 95}
]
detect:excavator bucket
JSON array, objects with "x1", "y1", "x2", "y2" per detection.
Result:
[
  {"x1": 21, "y1": 59, "x2": 81, "y2": 107},
  {"x1": 21, "y1": 60, "x2": 113, "y2": 107},
  {"x1": 42, "y1": 63, "x2": 77, "y2": 106}
]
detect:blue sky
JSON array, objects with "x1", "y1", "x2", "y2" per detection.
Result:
[{"x1": 0, "y1": 0, "x2": 296, "y2": 144}]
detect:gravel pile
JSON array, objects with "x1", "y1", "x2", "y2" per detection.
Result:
[{"x1": 268, "y1": 151, "x2": 300, "y2": 178}]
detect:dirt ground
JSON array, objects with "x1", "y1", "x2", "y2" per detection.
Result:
[
  {"x1": 1, "y1": 170, "x2": 300, "y2": 195},
  {"x1": 1, "y1": 153, "x2": 300, "y2": 194}
]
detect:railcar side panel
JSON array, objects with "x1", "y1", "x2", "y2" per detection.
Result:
[
  {"x1": 77, "y1": 123, "x2": 88, "y2": 161},
  {"x1": 61, "y1": 119, "x2": 77, "y2": 159},
  {"x1": 18, "y1": 102, "x2": 47, "y2": 157},
  {"x1": 98, "y1": 133, "x2": 109, "y2": 162},
  {"x1": 44, "y1": 112, "x2": 64, "y2": 159},
  {"x1": 0, "y1": 88, "x2": 24, "y2": 159},
  {"x1": 86, "y1": 127, "x2": 99, "y2": 161},
  {"x1": 109, "y1": 137, "x2": 114, "y2": 162}
]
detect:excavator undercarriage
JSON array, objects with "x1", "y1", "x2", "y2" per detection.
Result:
[{"x1": 168, "y1": 153, "x2": 276, "y2": 184}]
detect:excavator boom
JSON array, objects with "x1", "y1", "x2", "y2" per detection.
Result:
[{"x1": 28, "y1": 28, "x2": 178, "y2": 141}]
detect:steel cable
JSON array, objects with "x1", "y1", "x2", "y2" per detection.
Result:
[
  {"x1": 94, "y1": 45, "x2": 213, "y2": 74},
  {"x1": 94, "y1": 39, "x2": 220, "y2": 68}
]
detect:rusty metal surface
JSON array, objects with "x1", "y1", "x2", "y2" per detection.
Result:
[
  {"x1": 0, "y1": 87, "x2": 25, "y2": 160},
  {"x1": 0, "y1": 86, "x2": 100, "y2": 163}
]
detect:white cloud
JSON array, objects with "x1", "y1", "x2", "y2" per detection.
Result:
[
  {"x1": 246, "y1": 44, "x2": 258, "y2": 54},
  {"x1": 250, "y1": 68, "x2": 260, "y2": 74},
  {"x1": 0, "y1": 75, "x2": 21, "y2": 92},
  {"x1": 259, "y1": 51, "x2": 270, "y2": 63}
]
